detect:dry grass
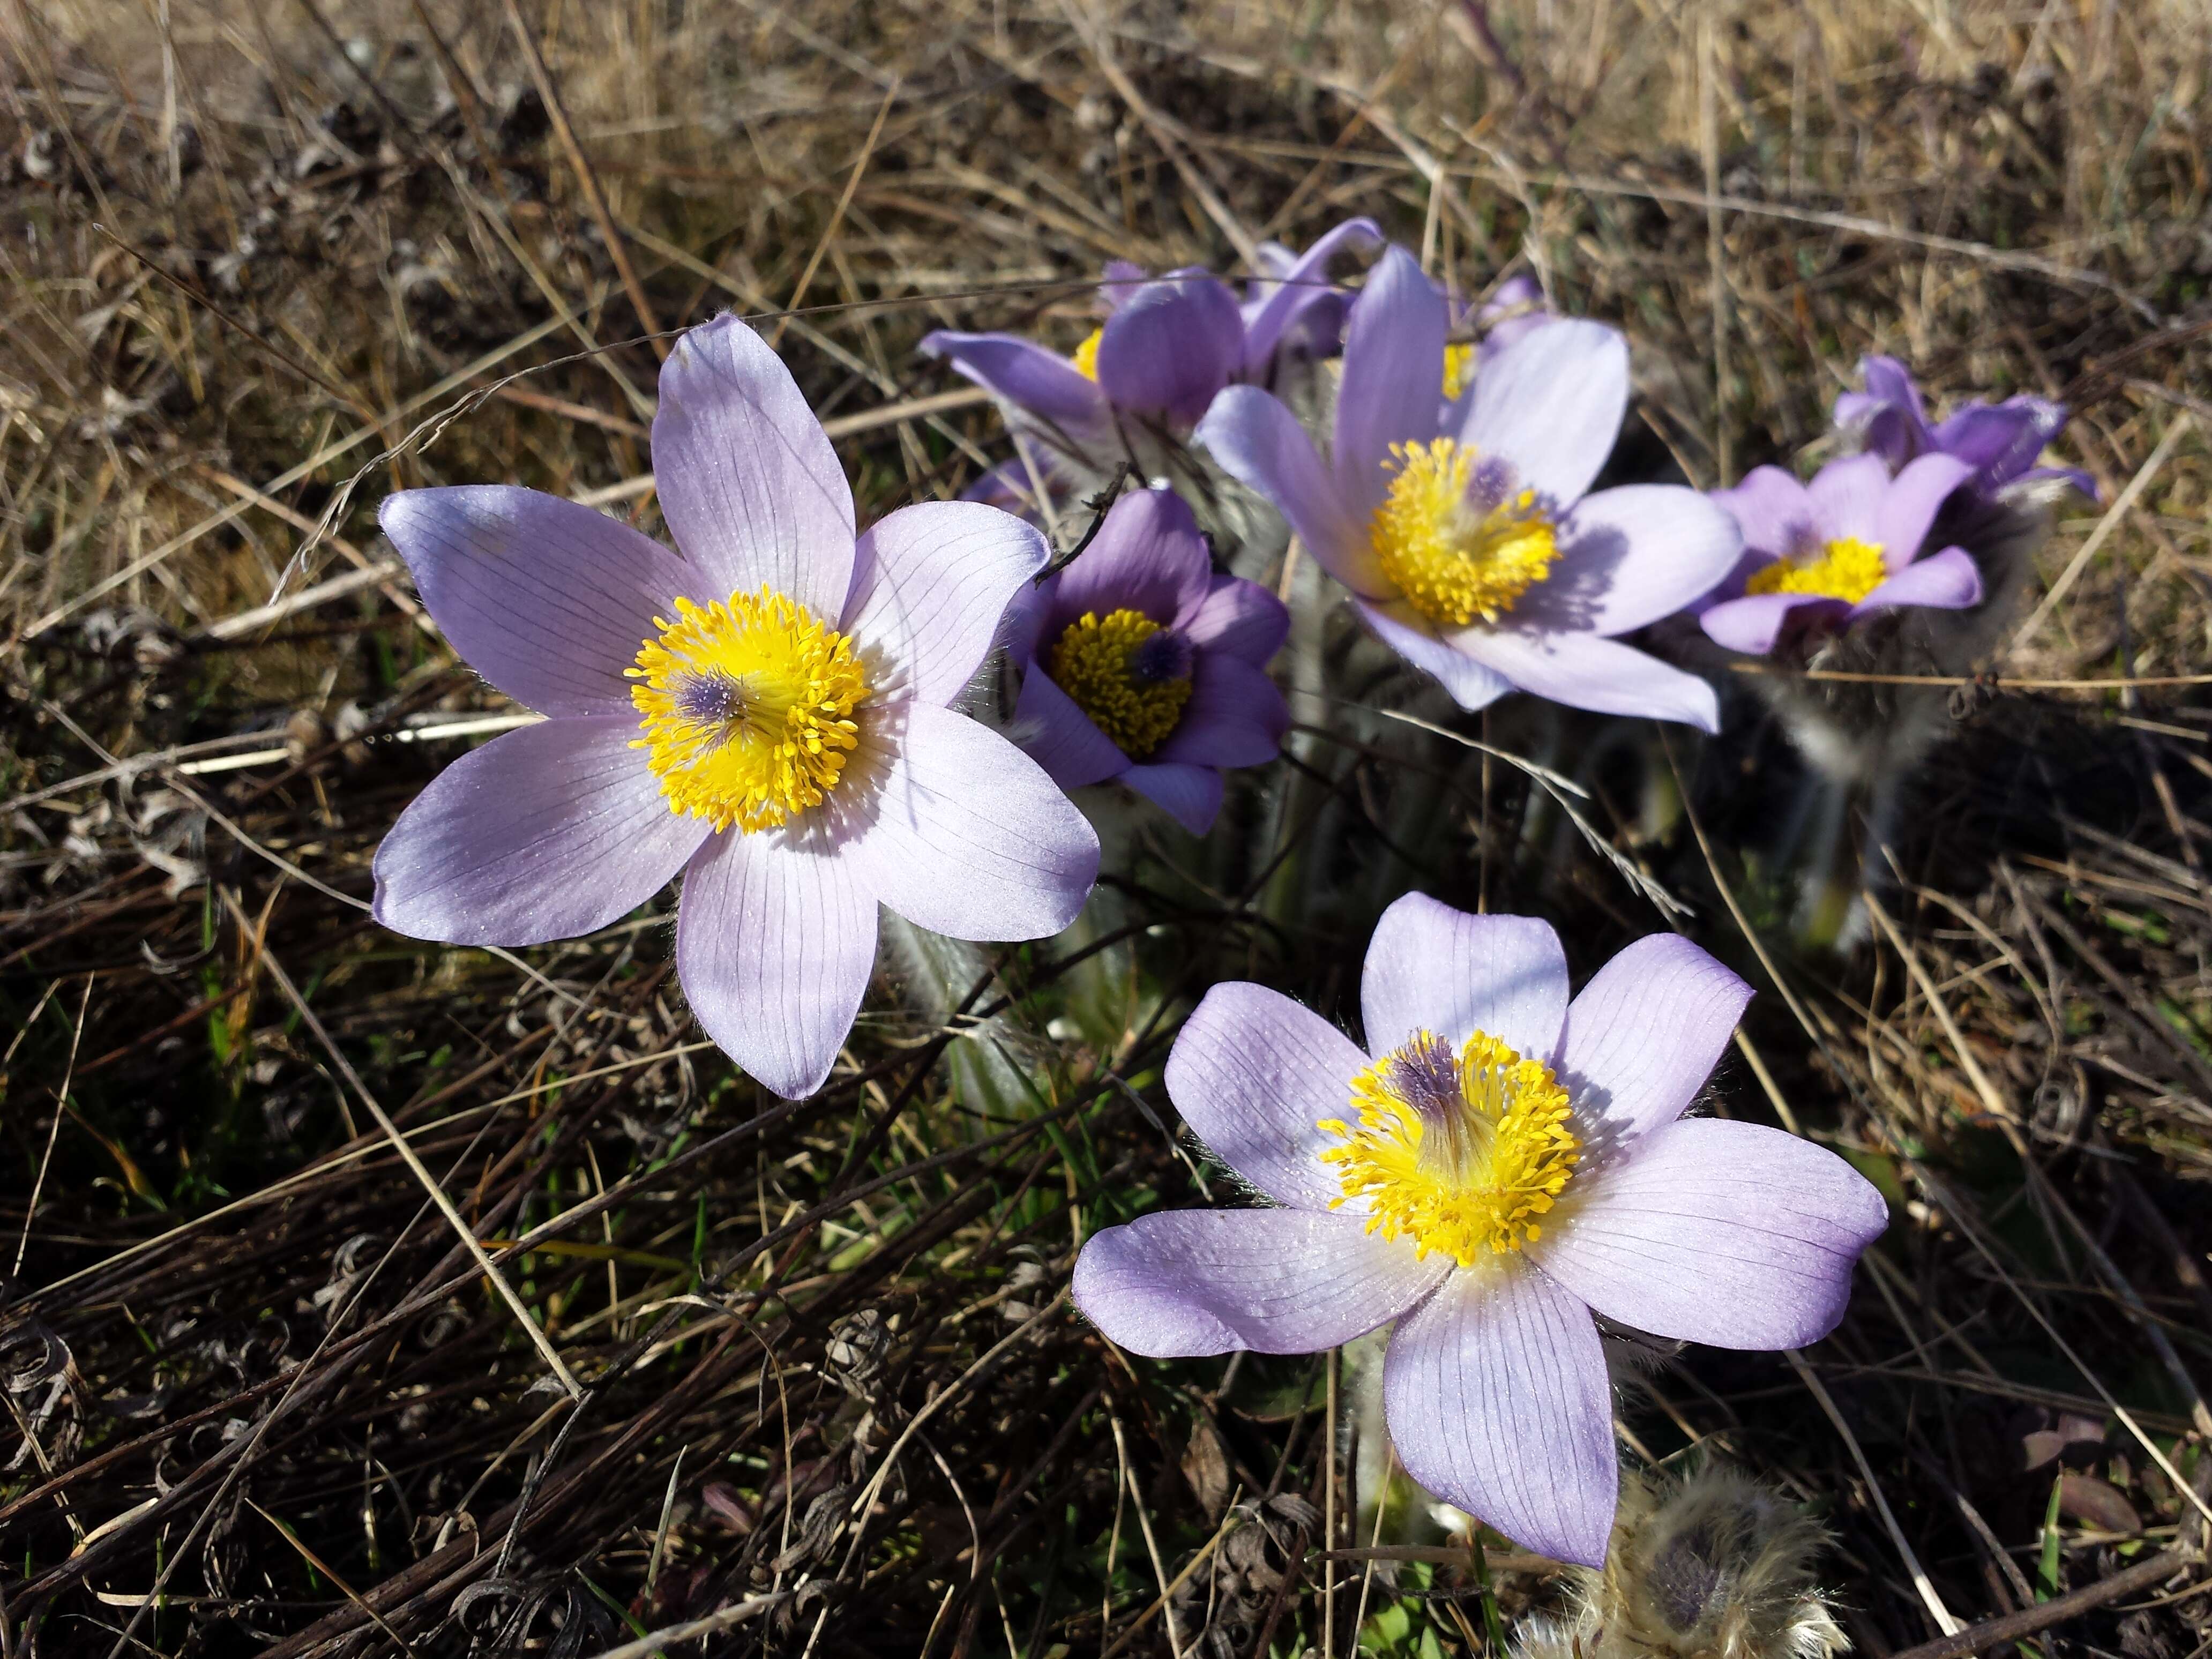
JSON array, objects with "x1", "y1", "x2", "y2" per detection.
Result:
[{"x1": 3, "y1": 1, "x2": 2211, "y2": 1655}]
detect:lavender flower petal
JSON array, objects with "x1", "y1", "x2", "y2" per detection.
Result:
[
  {"x1": 652, "y1": 315, "x2": 856, "y2": 617},
  {"x1": 1333, "y1": 246, "x2": 1446, "y2": 521},
  {"x1": 919, "y1": 330, "x2": 1112, "y2": 442},
  {"x1": 1460, "y1": 319, "x2": 1629, "y2": 510},
  {"x1": 1713, "y1": 466, "x2": 1819, "y2": 559},
  {"x1": 841, "y1": 500, "x2": 1048, "y2": 706},
  {"x1": 676, "y1": 828, "x2": 877, "y2": 1100},
  {"x1": 1351, "y1": 598, "x2": 1513, "y2": 710},
  {"x1": 1872, "y1": 452, "x2": 1976, "y2": 568},
  {"x1": 1382, "y1": 1264, "x2": 1617, "y2": 1567},
  {"x1": 1073, "y1": 1208, "x2": 1449, "y2": 1357},
  {"x1": 1197, "y1": 387, "x2": 1381, "y2": 595},
  {"x1": 848, "y1": 703, "x2": 1100, "y2": 942},
  {"x1": 1012, "y1": 660, "x2": 1129, "y2": 789},
  {"x1": 1852, "y1": 545, "x2": 1983, "y2": 615},
  {"x1": 1183, "y1": 573, "x2": 1291, "y2": 664},
  {"x1": 1361, "y1": 896, "x2": 1568, "y2": 1060},
  {"x1": 373, "y1": 716, "x2": 706, "y2": 946},
  {"x1": 1803, "y1": 452, "x2": 1890, "y2": 547},
  {"x1": 1555, "y1": 934, "x2": 1752, "y2": 1154},
  {"x1": 1529, "y1": 1118, "x2": 1888, "y2": 1349},
  {"x1": 1151, "y1": 655, "x2": 1288, "y2": 769},
  {"x1": 1053, "y1": 488, "x2": 1213, "y2": 626},
  {"x1": 1122, "y1": 762, "x2": 1225, "y2": 835},
  {"x1": 1455, "y1": 629, "x2": 1721, "y2": 732},
  {"x1": 379, "y1": 487, "x2": 693, "y2": 719},
  {"x1": 1094, "y1": 276, "x2": 1245, "y2": 427},
  {"x1": 1699, "y1": 591, "x2": 1847, "y2": 655},
  {"x1": 1515, "y1": 484, "x2": 1744, "y2": 636},
  {"x1": 1240, "y1": 216, "x2": 1382, "y2": 373},
  {"x1": 1163, "y1": 980, "x2": 1371, "y2": 1212}
]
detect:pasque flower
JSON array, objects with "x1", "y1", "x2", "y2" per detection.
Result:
[
  {"x1": 920, "y1": 219, "x2": 1380, "y2": 467},
  {"x1": 372, "y1": 316, "x2": 1100, "y2": 1098},
  {"x1": 1007, "y1": 487, "x2": 1289, "y2": 834},
  {"x1": 1072, "y1": 894, "x2": 1886, "y2": 1565},
  {"x1": 1836, "y1": 355, "x2": 2095, "y2": 501},
  {"x1": 1698, "y1": 452, "x2": 1985, "y2": 655},
  {"x1": 1440, "y1": 272, "x2": 1551, "y2": 413},
  {"x1": 1197, "y1": 246, "x2": 1742, "y2": 730}
]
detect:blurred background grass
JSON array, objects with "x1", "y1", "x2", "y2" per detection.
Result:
[{"x1": 3, "y1": 1, "x2": 2211, "y2": 1654}]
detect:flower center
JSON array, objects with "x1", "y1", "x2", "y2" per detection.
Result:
[
  {"x1": 1743, "y1": 536, "x2": 1888, "y2": 603},
  {"x1": 628, "y1": 588, "x2": 870, "y2": 834},
  {"x1": 1070, "y1": 327, "x2": 1103, "y2": 382},
  {"x1": 1369, "y1": 438, "x2": 1560, "y2": 627},
  {"x1": 1441, "y1": 342, "x2": 1476, "y2": 401},
  {"x1": 1318, "y1": 1028, "x2": 1580, "y2": 1266},
  {"x1": 1047, "y1": 608, "x2": 1193, "y2": 760}
]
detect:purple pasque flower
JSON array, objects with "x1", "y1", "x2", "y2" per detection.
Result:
[
  {"x1": 1197, "y1": 245, "x2": 1742, "y2": 731},
  {"x1": 1072, "y1": 894, "x2": 1886, "y2": 1566},
  {"x1": 921, "y1": 219, "x2": 1381, "y2": 467},
  {"x1": 1836, "y1": 355, "x2": 2096, "y2": 500},
  {"x1": 371, "y1": 315, "x2": 1100, "y2": 1100},
  {"x1": 1440, "y1": 272, "x2": 1552, "y2": 416},
  {"x1": 1007, "y1": 488, "x2": 1289, "y2": 835},
  {"x1": 1698, "y1": 452, "x2": 1986, "y2": 655}
]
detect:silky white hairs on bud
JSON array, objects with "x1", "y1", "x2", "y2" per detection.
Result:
[{"x1": 1511, "y1": 1462, "x2": 1849, "y2": 1659}]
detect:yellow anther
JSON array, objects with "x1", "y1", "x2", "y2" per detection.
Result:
[
  {"x1": 1369, "y1": 438, "x2": 1560, "y2": 628},
  {"x1": 1743, "y1": 536, "x2": 1888, "y2": 603},
  {"x1": 1047, "y1": 608, "x2": 1193, "y2": 759}
]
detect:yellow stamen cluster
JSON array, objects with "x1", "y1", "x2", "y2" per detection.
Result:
[
  {"x1": 1743, "y1": 535, "x2": 1888, "y2": 604},
  {"x1": 628, "y1": 589, "x2": 870, "y2": 834},
  {"x1": 1048, "y1": 608, "x2": 1192, "y2": 759},
  {"x1": 1369, "y1": 438, "x2": 1560, "y2": 628},
  {"x1": 1319, "y1": 1028, "x2": 1581, "y2": 1266},
  {"x1": 1441, "y1": 342, "x2": 1476, "y2": 401},
  {"x1": 1070, "y1": 327, "x2": 1104, "y2": 382}
]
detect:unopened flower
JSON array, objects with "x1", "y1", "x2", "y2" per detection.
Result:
[
  {"x1": 921, "y1": 219, "x2": 1380, "y2": 473},
  {"x1": 1072, "y1": 894, "x2": 1886, "y2": 1565},
  {"x1": 372, "y1": 315, "x2": 1100, "y2": 1098},
  {"x1": 1008, "y1": 488, "x2": 1289, "y2": 834},
  {"x1": 1836, "y1": 355, "x2": 2095, "y2": 502},
  {"x1": 1698, "y1": 452, "x2": 1984, "y2": 655},
  {"x1": 1197, "y1": 246, "x2": 1742, "y2": 730}
]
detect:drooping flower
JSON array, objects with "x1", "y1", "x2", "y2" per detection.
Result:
[
  {"x1": 1007, "y1": 488, "x2": 1289, "y2": 834},
  {"x1": 371, "y1": 315, "x2": 1101, "y2": 1099},
  {"x1": 1697, "y1": 452, "x2": 1985, "y2": 656},
  {"x1": 1196, "y1": 246, "x2": 1743, "y2": 731},
  {"x1": 1071, "y1": 894, "x2": 1886, "y2": 1565},
  {"x1": 1835, "y1": 355, "x2": 2096, "y2": 501},
  {"x1": 921, "y1": 219, "x2": 1381, "y2": 476}
]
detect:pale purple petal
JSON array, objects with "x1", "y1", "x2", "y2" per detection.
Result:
[
  {"x1": 841, "y1": 501, "x2": 1048, "y2": 706},
  {"x1": 846, "y1": 703, "x2": 1099, "y2": 941},
  {"x1": 1095, "y1": 276, "x2": 1245, "y2": 427},
  {"x1": 1055, "y1": 488, "x2": 1212, "y2": 625},
  {"x1": 1352, "y1": 598, "x2": 1512, "y2": 711},
  {"x1": 1073, "y1": 1208, "x2": 1448, "y2": 1357},
  {"x1": 1151, "y1": 655, "x2": 1287, "y2": 768},
  {"x1": 1873, "y1": 452, "x2": 1976, "y2": 566},
  {"x1": 379, "y1": 487, "x2": 691, "y2": 719},
  {"x1": 1804, "y1": 453, "x2": 1890, "y2": 547},
  {"x1": 373, "y1": 717, "x2": 705, "y2": 946},
  {"x1": 1240, "y1": 216, "x2": 1382, "y2": 373},
  {"x1": 921, "y1": 330, "x2": 1110, "y2": 429},
  {"x1": 676, "y1": 829, "x2": 877, "y2": 1099},
  {"x1": 1013, "y1": 662, "x2": 1127, "y2": 789},
  {"x1": 1334, "y1": 245, "x2": 1446, "y2": 521},
  {"x1": 653, "y1": 316, "x2": 856, "y2": 617},
  {"x1": 1930, "y1": 403, "x2": 2053, "y2": 483},
  {"x1": 1123, "y1": 763, "x2": 1224, "y2": 834},
  {"x1": 1555, "y1": 935, "x2": 1751, "y2": 1157},
  {"x1": 1182, "y1": 573, "x2": 1290, "y2": 664},
  {"x1": 1382, "y1": 1263, "x2": 1616, "y2": 1567},
  {"x1": 1699, "y1": 591, "x2": 1847, "y2": 655},
  {"x1": 1362, "y1": 895, "x2": 1567, "y2": 1060},
  {"x1": 1530, "y1": 1118, "x2": 1888, "y2": 1349},
  {"x1": 1710, "y1": 466, "x2": 1819, "y2": 561},
  {"x1": 1514, "y1": 484, "x2": 1744, "y2": 636},
  {"x1": 1460, "y1": 319, "x2": 1629, "y2": 510},
  {"x1": 1853, "y1": 545, "x2": 1982, "y2": 614},
  {"x1": 1455, "y1": 629, "x2": 1721, "y2": 731},
  {"x1": 1197, "y1": 387, "x2": 1381, "y2": 596},
  {"x1": 1164, "y1": 980, "x2": 1370, "y2": 1212}
]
